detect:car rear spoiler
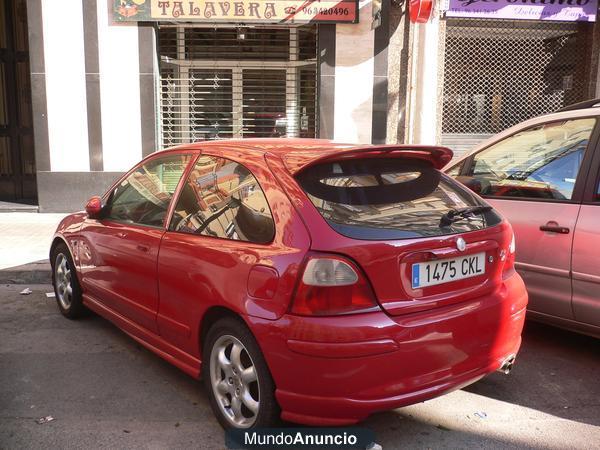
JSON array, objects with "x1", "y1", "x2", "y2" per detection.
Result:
[{"x1": 287, "y1": 145, "x2": 454, "y2": 174}]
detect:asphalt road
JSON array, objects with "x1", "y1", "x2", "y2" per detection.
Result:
[{"x1": 1, "y1": 284, "x2": 599, "y2": 449}]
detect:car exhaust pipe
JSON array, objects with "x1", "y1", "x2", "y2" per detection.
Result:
[{"x1": 497, "y1": 354, "x2": 516, "y2": 375}]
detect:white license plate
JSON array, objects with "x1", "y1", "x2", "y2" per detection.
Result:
[{"x1": 412, "y1": 252, "x2": 486, "y2": 289}]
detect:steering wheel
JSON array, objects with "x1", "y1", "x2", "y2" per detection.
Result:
[{"x1": 136, "y1": 203, "x2": 167, "y2": 226}]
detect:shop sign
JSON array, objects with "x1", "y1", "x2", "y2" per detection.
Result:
[
  {"x1": 445, "y1": 0, "x2": 597, "y2": 22},
  {"x1": 113, "y1": 0, "x2": 359, "y2": 24}
]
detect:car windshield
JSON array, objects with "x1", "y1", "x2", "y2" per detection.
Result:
[{"x1": 296, "y1": 158, "x2": 501, "y2": 240}]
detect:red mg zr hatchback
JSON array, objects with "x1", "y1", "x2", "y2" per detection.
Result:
[{"x1": 50, "y1": 139, "x2": 527, "y2": 429}]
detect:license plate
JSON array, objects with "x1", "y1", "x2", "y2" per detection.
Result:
[{"x1": 412, "y1": 252, "x2": 486, "y2": 289}]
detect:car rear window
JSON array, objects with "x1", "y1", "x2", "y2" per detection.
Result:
[{"x1": 296, "y1": 158, "x2": 501, "y2": 240}]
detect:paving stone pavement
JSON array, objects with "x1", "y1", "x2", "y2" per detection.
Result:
[{"x1": 0, "y1": 213, "x2": 66, "y2": 270}]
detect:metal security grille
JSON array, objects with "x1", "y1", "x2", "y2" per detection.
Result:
[
  {"x1": 442, "y1": 19, "x2": 593, "y2": 137},
  {"x1": 158, "y1": 26, "x2": 318, "y2": 148}
]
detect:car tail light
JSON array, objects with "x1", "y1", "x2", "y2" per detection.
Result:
[
  {"x1": 501, "y1": 229, "x2": 516, "y2": 279},
  {"x1": 291, "y1": 255, "x2": 378, "y2": 316}
]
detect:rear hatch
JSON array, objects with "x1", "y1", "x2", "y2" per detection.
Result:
[{"x1": 293, "y1": 148, "x2": 512, "y2": 316}]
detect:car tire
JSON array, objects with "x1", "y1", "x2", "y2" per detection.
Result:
[
  {"x1": 202, "y1": 316, "x2": 280, "y2": 429},
  {"x1": 51, "y1": 242, "x2": 85, "y2": 319}
]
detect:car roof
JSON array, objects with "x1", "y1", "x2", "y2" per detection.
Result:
[
  {"x1": 160, "y1": 138, "x2": 454, "y2": 172},
  {"x1": 447, "y1": 107, "x2": 600, "y2": 169}
]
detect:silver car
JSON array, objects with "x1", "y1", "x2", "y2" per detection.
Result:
[{"x1": 446, "y1": 99, "x2": 600, "y2": 338}]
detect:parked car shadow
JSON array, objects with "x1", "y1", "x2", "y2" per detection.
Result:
[
  {"x1": 461, "y1": 320, "x2": 600, "y2": 427},
  {"x1": 71, "y1": 304, "x2": 598, "y2": 448},
  {"x1": 358, "y1": 321, "x2": 599, "y2": 449}
]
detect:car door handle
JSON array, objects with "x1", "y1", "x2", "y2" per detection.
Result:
[
  {"x1": 540, "y1": 224, "x2": 570, "y2": 234},
  {"x1": 116, "y1": 232, "x2": 127, "y2": 239},
  {"x1": 136, "y1": 244, "x2": 150, "y2": 253}
]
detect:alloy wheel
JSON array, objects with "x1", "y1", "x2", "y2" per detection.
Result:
[
  {"x1": 209, "y1": 334, "x2": 260, "y2": 428},
  {"x1": 54, "y1": 253, "x2": 73, "y2": 310}
]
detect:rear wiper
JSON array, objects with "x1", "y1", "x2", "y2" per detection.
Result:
[{"x1": 439, "y1": 205, "x2": 492, "y2": 227}]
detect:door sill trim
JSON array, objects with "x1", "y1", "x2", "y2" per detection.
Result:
[
  {"x1": 527, "y1": 310, "x2": 600, "y2": 339},
  {"x1": 516, "y1": 261, "x2": 570, "y2": 278}
]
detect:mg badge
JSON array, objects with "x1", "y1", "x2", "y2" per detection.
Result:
[{"x1": 456, "y1": 237, "x2": 466, "y2": 252}]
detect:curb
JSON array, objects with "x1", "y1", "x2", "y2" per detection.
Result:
[
  {"x1": 0, "y1": 261, "x2": 52, "y2": 285},
  {"x1": 0, "y1": 205, "x2": 39, "y2": 213}
]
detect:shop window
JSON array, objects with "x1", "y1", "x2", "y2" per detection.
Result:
[
  {"x1": 170, "y1": 156, "x2": 275, "y2": 244},
  {"x1": 158, "y1": 26, "x2": 318, "y2": 147},
  {"x1": 184, "y1": 28, "x2": 290, "y2": 61},
  {"x1": 189, "y1": 69, "x2": 234, "y2": 141},
  {"x1": 242, "y1": 69, "x2": 287, "y2": 138},
  {"x1": 442, "y1": 19, "x2": 592, "y2": 136},
  {"x1": 298, "y1": 27, "x2": 317, "y2": 61},
  {"x1": 299, "y1": 67, "x2": 317, "y2": 138}
]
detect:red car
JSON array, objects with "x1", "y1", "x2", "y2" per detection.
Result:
[{"x1": 50, "y1": 139, "x2": 527, "y2": 429}]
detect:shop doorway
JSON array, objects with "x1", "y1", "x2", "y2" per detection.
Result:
[
  {"x1": 158, "y1": 26, "x2": 318, "y2": 148},
  {"x1": 0, "y1": 0, "x2": 35, "y2": 203},
  {"x1": 440, "y1": 19, "x2": 594, "y2": 156}
]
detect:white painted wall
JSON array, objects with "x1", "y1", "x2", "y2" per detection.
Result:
[
  {"x1": 333, "y1": 0, "x2": 375, "y2": 144},
  {"x1": 41, "y1": 0, "x2": 90, "y2": 171},
  {"x1": 406, "y1": 15, "x2": 443, "y2": 145},
  {"x1": 96, "y1": 0, "x2": 143, "y2": 171}
]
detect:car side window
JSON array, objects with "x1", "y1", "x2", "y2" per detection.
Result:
[
  {"x1": 464, "y1": 118, "x2": 595, "y2": 201},
  {"x1": 104, "y1": 155, "x2": 191, "y2": 227},
  {"x1": 170, "y1": 155, "x2": 275, "y2": 244}
]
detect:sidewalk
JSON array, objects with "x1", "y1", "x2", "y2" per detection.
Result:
[{"x1": 0, "y1": 213, "x2": 66, "y2": 282}]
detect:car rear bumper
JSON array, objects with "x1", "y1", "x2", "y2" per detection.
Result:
[
  {"x1": 246, "y1": 272, "x2": 528, "y2": 426},
  {"x1": 275, "y1": 362, "x2": 498, "y2": 426}
]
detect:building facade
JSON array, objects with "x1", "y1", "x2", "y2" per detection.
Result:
[
  {"x1": 7, "y1": 0, "x2": 399, "y2": 211},
  {"x1": 0, "y1": 0, "x2": 598, "y2": 211},
  {"x1": 406, "y1": 0, "x2": 600, "y2": 154}
]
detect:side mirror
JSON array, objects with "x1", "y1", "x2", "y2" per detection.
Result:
[{"x1": 85, "y1": 196, "x2": 103, "y2": 219}]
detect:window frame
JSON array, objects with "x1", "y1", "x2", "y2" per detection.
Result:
[
  {"x1": 454, "y1": 116, "x2": 600, "y2": 205},
  {"x1": 99, "y1": 151, "x2": 196, "y2": 230},
  {"x1": 165, "y1": 153, "x2": 276, "y2": 245},
  {"x1": 582, "y1": 122, "x2": 600, "y2": 204}
]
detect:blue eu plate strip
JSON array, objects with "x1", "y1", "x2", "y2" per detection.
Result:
[{"x1": 412, "y1": 264, "x2": 420, "y2": 288}]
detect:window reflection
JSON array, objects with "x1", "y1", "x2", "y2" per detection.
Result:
[
  {"x1": 466, "y1": 118, "x2": 594, "y2": 200},
  {"x1": 105, "y1": 155, "x2": 191, "y2": 227},
  {"x1": 171, "y1": 156, "x2": 274, "y2": 244},
  {"x1": 297, "y1": 159, "x2": 496, "y2": 240}
]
